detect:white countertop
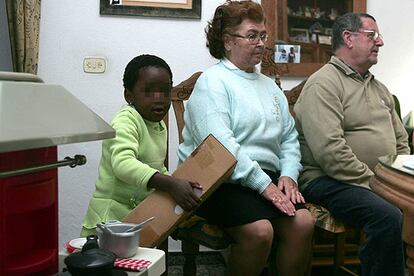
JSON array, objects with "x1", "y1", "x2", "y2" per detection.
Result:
[
  {"x1": 127, "y1": 247, "x2": 165, "y2": 276},
  {"x1": 0, "y1": 79, "x2": 115, "y2": 153}
]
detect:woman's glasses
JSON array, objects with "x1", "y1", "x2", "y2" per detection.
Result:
[{"x1": 229, "y1": 32, "x2": 268, "y2": 44}]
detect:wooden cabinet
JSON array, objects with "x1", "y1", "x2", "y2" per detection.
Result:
[{"x1": 261, "y1": 0, "x2": 366, "y2": 77}]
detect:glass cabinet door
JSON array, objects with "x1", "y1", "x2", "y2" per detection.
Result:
[{"x1": 261, "y1": 0, "x2": 366, "y2": 77}]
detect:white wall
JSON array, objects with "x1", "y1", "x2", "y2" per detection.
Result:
[
  {"x1": 38, "y1": 0, "x2": 414, "y2": 252},
  {"x1": 368, "y1": 0, "x2": 414, "y2": 117}
]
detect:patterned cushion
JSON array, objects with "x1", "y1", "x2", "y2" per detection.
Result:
[
  {"x1": 171, "y1": 216, "x2": 232, "y2": 250},
  {"x1": 306, "y1": 203, "x2": 346, "y2": 233}
]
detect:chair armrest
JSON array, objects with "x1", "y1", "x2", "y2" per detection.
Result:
[
  {"x1": 305, "y1": 203, "x2": 347, "y2": 233},
  {"x1": 405, "y1": 126, "x2": 413, "y2": 154},
  {"x1": 171, "y1": 216, "x2": 232, "y2": 250}
]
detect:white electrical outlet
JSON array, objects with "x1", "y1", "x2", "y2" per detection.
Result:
[{"x1": 83, "y1": 57, "x2": 106, "y2": 73}]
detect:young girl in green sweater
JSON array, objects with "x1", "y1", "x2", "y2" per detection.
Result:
[{"x1": 81, "y1": 54, "x2": 201, "y2": 236}]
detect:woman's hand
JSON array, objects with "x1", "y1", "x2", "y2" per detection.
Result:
[
  {"x1": 262, "y1": 182, "x2": 295, "y2": 216},
  {"x1": 277, "y1": 176, "x2": 305, "y2": 204}
]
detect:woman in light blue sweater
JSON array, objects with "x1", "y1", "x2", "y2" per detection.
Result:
[{"x1": 178, "y1": 1, "x2": 314, "y2": 275}]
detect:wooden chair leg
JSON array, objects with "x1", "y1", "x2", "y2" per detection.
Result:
[
  {"x1": 182, "y1": 240, "x2": 199, "y2": 276},
  {"x1": 158, "y1": 238, "x2": 169, "y2": 276},
  {"x1": 305, "y1": 236, "x2": 314, "y2": 276},
  {"x1": 333, "y1": 232, "x2": 346, "y2": 276}
]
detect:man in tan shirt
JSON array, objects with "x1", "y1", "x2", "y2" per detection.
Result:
[{"x1": 294, "y1": 13, "x2": 410, "y2": 276}]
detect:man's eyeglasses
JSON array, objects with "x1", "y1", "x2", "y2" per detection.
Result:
[
  {"x1": 229, "y1": 32, "x2": 268, "y2": 44},
  {"x1": 350, "y1": 30, "x2": 383, "y2": 41}
]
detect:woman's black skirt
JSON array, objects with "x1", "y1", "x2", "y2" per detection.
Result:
[{"x1": 195, "y1": 169, "x2": 305, "y2": 227}]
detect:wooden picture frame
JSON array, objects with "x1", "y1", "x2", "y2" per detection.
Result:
[
  {"x1": 318, "y1": 34, "x2": 332, "y2": 45},
  {"x1": 289, "y1": 28, "x2": 310, "y2": 43},
  {"x1": 100, "y1": 0, "x2": 201, "y2": 19}
]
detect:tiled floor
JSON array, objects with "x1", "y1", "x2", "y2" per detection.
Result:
[
  {"x1": 168, "y1": 252, "x2": 226, "y2": 276},
  {"x1": 167, "y1": 252, "x2": 362, "y2": 276}
]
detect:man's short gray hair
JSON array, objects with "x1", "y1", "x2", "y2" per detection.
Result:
[{"x1": 331, "y1": 12, "x2": 376, "y2": 52}]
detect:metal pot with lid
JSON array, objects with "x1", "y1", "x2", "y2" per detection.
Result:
[
  {"x1": 96, "y1": 217, "x2": 153, "y2": 258},
  {"x1": 63, "y1": 235, "x2": 118, "y2": 276}
]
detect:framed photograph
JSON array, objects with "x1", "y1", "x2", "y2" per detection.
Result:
[
  {"x1": 274, "y1": 44, "x2": 301, "y2": 64},
  {"x1": 318, "y1": 34, "x2": 332, "y2": 45},
  {"x1": 289, "y1": 28, "x2": 309, "y2": 43},
  {"x1": 324, "y1": 28, "x2": 333, "y2": 36},
  {"x1": 100, "y1": 0, "x2": 201, "y2": 19}
]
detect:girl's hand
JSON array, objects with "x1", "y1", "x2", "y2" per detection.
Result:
[
  {"x1": 277, "y1": 176, "x2": 305, "y2": 204},
  {"x1": 169, "y1": 179, "x2": 202, "y2": 211},
  {"x1": 261, "y1": 182, "x2": 295, "y2": 216},
  {"x1": 147, "y1": 173, "x2": 202, "y2": 211}
]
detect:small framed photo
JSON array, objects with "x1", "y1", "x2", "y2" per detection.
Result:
[
  {"x1": 324, "y1": 28, "x2": 333, "y2": 36},
  {"x1": 318, "y1": 34, "x2": 332, "y2": 45},
  {"x1": 289, "y1": 28, "x2": 309, "y2": 43},
  {"x1": 274, "y1": 44, "x2": 301, "y2": 64}
]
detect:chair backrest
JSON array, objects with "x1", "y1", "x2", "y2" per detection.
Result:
[
  {"x1": 283, "y1": 79, "x2": 307, "y2": 117},
  {"x1": 171, "y1": 72, "x2": 202, "y2": 144}
]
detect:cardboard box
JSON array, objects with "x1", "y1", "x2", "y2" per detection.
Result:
[{"x1": 123, "y1": 134, "x2": 237, "y2": 248}]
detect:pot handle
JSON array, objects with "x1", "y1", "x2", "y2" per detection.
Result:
[{"x1": 82, "y1": 235, "x2": 99, "y2": 252}]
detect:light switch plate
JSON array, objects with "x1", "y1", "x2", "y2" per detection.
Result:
[{"x1": 83, "y1": 57, "x2": 106, "y2": 73}]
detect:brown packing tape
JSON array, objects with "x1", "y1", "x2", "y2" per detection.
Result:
[{"x1": 123, "y1": 134, "x2": 237, "y2": 248}]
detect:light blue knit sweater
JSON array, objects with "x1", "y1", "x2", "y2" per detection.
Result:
[{"x1": 178, "y1": 59, "x2": 302, "y2": 194}]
